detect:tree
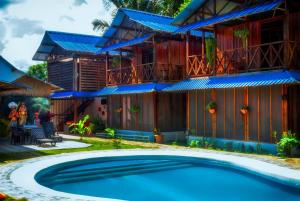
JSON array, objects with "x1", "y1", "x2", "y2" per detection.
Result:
[
  {"x1": 27, "y1": 62, "x2": 47, "y2": 81},
  {"x1": 92, "y1": 0, "x2": 184, "y2": 32}
]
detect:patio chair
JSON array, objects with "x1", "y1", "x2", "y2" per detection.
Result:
[
  {"x1": 41, "y1": 122, "x2": 63, "y2": 142},
  {"x1": 31, "y1": 127, "x2": 56, "y2": 147},
  {"x1": 10, "y1": 126, "x2": 25, "y2": 145}
]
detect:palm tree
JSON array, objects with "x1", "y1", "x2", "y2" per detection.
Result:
[{"x1": 92, "y1": 0, "x2": 184, "y2": 32}]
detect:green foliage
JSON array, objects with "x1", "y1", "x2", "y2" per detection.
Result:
[
  {"x1": 0, "y1": 118, "x2": 10, "y2": 138},
  {"x1": 206, "y1": 101, "x2": 217, "y2": 110},
  {"x1": 104, "y1": 128, "x2": 122, "y2": 149},
  {"x1": 3, "y1": 195, "x2": 28, "y2": 201},
  {"x1": 105, "y1": 127, "x2": 116, "y2": 138},
  {"x1": 27, "y1": 62, "x2": 47, "y2": 81},
  {"x1": 277, "y1": 131, "x2": 300, "y2": 157},
  {"x1": 205, "y1": 37, "x2": 216, "y2": 66},
  {"x1": 225, "y1": 142, "x2": 233, "y2": 152},
  {"x1": 174, "y1": 0, "x2": 192, "y2": 17},
  {"x1": 91, "y1": 117, "x2": 105, "y2": 133},
  {"x1": 94, "y1": 0, "x2": 184, "y2": 31},
  {"x1": 171, "y1": 141, "x2": 178, "y2": 146},
  {"x1": 189, "y1": 140, "x2": 199, "y2": 148},
  {"x1": 130, "y1": 104, "x2": 140, "y2": 113},
  {"x1": 234, "y1": 28, "x2": 249, "y2": 47},
  {"x1": 69, "y1": 115, "x2": 91, "y2": 140}
]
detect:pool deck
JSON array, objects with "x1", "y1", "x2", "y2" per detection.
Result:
[{"x1": 0, "y1": 149, "x2": 300, "y2": 201}]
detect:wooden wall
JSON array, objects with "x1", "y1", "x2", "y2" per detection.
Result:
[
  {"x1": 79, "y1": 57, "x2": 106, "y2": 91},
  {"x1": 188, "y1": 86, "x2": 284, "y2": 143},
  {"x1": 48, "y1": 60, "x2": 74, "y2": 91},
  {"x1": 107, "y1": 93, "x2": 186, "y2": 132}
]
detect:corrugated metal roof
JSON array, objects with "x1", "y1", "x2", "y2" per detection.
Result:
[
  {"x1": 50, "y1": 91, "x2": 95, "y2": 99},
  {"x1": 163, "y1": 70, "x2": 300, "y2": 92},
  {"x1": 33, "y1": 31, "x2": 104, "y2": 61},
  {"x1": 94, "y1": 82, "x2": 172, "y2": 96},
  {"x1": 173, "y1": 0, "x2": 206, "y2": 25},
  {"x1": 0, "y1": 56, "x2": 25, "y2": 83},
  {"x1": 98, "y1": 34, "x2": 154, "y2": 54},
  {"x1": 175, "y1": 0, "x2": 284, "y2": 33},
  {"x1": 97, "y1": 8, "x2": 205, "y2": 47}
]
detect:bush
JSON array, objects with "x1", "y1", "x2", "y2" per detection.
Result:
[
  {"x1": 277, "y1": 131, "x2": 300, "y2": 157},
  {"x1": 91, "y1": 117, "x2": 105, "y2": 133},
  {"x1": 189, "y1": 140, "x2": 199, "y2": 148},
  {"x1": 0, "y1": 118, "x2": 10, "y2": 138}
]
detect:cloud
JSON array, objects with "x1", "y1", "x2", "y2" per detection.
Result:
[
  {"x1": 59, "y1": 15, "x2": 75, "y2": 22},
  {"x1": 0, "y1": 22, "x2": 7, "y2": 53},
  {"x1": 0, "y1": 0, "x2": 23, "y2": 10},
  {"x1": 14, "y1": 59, "x2": 30, "y2": 70},
  {"x1": 73, "y1": 0, "x2": 87, "y2": 7},
  {"x1": 7, "y1": 17, "x2": 44, "y2": 38}
]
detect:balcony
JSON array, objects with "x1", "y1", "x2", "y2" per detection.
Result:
[
  {"x1": 107, "y1": 62, "x2": 184, "y2": 86},
  {"x1": 187, "y1": 41, "x2": 300, "y2": 77}
]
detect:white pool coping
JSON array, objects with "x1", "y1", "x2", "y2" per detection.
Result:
[{"x1": 1, "y1": 149, "x2": 300, "y2": 201}]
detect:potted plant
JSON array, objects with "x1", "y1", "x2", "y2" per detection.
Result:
[
  {"x1": 130, "y1": 104, "x2": 140, "y2": 113},
  {"x1": 240, "y1": 105, "x2": 250, "y2": 115},
  {"x1": 234, "y1": 28, "x2": 249, "y2": 48},
  {"x1": 206, "y1": 101, "x2": 217, "y2": 114},
  {"x1": 69, "y1": 115, "x2": 91, "y2": 141},
  {"x1": 153, "y1": 128, "x2": 163, "y2": 143},
  {"x1": 115, "y1": 107, "x2": 122, "y2": 113}
]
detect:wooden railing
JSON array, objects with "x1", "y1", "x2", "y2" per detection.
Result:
[
  {"x1": 187, "y1": 41, "x2": 300, "y2": 77},
  {"x1": 107, "y1": 62, "x2": 184, "y2": 85}
]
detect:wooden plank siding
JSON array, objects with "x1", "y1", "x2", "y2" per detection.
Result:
[
  {"x1": 48, "y1": 60, "x2": 74, "y2": 90},
  {"x1": 79, "y1": 57, "x2": 106, "y2": 91},
  {"x1": 187, "y1": 86, "x2": 284, "y2": 143}
]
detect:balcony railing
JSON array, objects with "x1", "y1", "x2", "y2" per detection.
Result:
[
  {"x1": 107, "y1": 62, "x2": 184, "y2": 86},
  {"x1": 187, "y1": 41, "x2": 300, "y2": 77}
]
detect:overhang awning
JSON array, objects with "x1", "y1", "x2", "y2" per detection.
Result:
[
  {"x1": 97, "y1": 34, "x2": 154, "y2": 54},
  {"x1": 50, "y1": 91, "x2": 95, "y2": 99},
  {"x1": 174, "y1": 0, "x2": 284, "y2": 33},
  {"x1": 163, "y1": 70, "x2": 300, "y2": 92},
  {"x1": 94, "y1": 82, "x2": 172, "y2": 96}
]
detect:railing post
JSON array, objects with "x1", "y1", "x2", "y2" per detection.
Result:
[
  {"x1": 186, "y1": 31, "x2": 190, "y2": 78},
  {"x1": 152, "y1": 36, "x2": 157, "y2": 82},
  {"x1": 105, "y1": 52, "x2": 109, "y2": 86}
]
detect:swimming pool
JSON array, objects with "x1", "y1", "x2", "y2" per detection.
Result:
[{"x1": 35, "y1": 155, "x2": 300, "y2": 201}]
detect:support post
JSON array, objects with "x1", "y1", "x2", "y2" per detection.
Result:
[
  {"x1": 153, "y1": 92, "x2": 158, "y2": 129},
  {"x1": 73, "y1": 99, "x2": 78, "y2": 123},
  {"x1": 105, "y1": 52, "x2": 109, "y2": 86},
  {"x1": 152, "y1": 36, "x2": 157, "y2": 81},
  {"x1": 185, "y1": 31, "x2": 190, "y2": 77}
]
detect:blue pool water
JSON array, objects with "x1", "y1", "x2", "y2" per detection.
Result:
[{"x1": 36, "y1": 156, "x2": 300, "y2": 201}]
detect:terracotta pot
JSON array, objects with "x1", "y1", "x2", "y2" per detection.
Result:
[
  {"x1": 0, "y1": 192, "x2": 6, "y2": 199},
  {"x1": 154, "y1": 135, "x2": 163, "y2": 143},
  {"x1": 240, "y1": 109, "x2": 248, "y2": 115},
  {"x1": 208, "y1": 108, "x2": 216, "y2": 114}
]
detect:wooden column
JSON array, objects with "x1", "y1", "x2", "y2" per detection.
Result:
[
  {"x1": 185, "y1": 32, "x2": 190, "y2": 77},
  {"x1": 73, "y1": 99, "x2": 78, "y2": 123},
  {"x1": 195, "y1": 91, "x2": 198, "y2": 135},
  {"x1": 119, "y1": 51, "x2": 122, "y2": 84},
  {"x1": 186, "y1": 92, "x2": 190, "y2": 131},
  {"x1": 212, "y1": 89, "x2": 217, "y2": 137},
  {"x1": 153, "y1": 92, "x2": 158, "y2": 129},
  {"x1": 257, "y1": 88, "x2": 261, "y2": 142},
  {"x1": 282, "y1": 85, "x2": 288, "y2": 132},
  {"x1": 105, "y1": 52, "x2": 109, "y2": 86},
  {"x1": 244, "y1": 87, "x2": 249, "y2": 141},
  {"x1": 152, "y1": 36, "x2": 157, "y2": 81},
  {"x1": 269, "y1": 86, "x2": 273, "y2": 143}
]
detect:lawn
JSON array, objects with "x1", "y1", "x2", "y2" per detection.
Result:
[{"x1": 0, "y1": 137, "x2": 158, "y2": 165}]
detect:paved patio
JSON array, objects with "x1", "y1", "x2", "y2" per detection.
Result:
[{"x1": 0, "y1": 135, "x2": 90, "y2": 153}]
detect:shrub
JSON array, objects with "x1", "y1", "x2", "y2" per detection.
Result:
[
  {"x1": 105, "y1": 128, "x2": 121, "y2": 149},
  {"x1": 277, "y1": 131, "x2": 300, "y2": 157},
  {"x1": 225, "y1": 142, "x2": 233, "y2": 152},
  {"x1": 0, "y1": 118, "x2": 10, "y2": 138},
  {"x1": 91, "y1": 117, "x2": 105, "y2": 133},
  {"x1": 189, "y1": 140, "x2": 199, "y2": 148},
  {"x1": 69, "y1": 115, "x2": 91, "y2": 140}
]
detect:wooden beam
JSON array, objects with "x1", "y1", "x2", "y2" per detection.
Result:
[
  {"x1": 270, "y1": 86, "x2": 273, "y2": 143},
  {"x1": 187, "y1": 92, "x2": 190, "y2": 131},
  {"x1": 186, "y1": 32, "x2": 190, "y2": 77},
  {"x1": 257, "y1": 88, "x2": 261, "y2": 142},
  {"x1": 195, "y1": 90, "x2": 198, "y2": 135},
  {"x1": 153, "y1": 92, "x2": 158, "y2": 129}
]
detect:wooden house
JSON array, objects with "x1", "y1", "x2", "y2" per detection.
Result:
[
  {"x1": 163, "y1": 0, "x2": 300, "y2": 147},
  {"x1": 33, "y1": 31, "x2": 108, "y2": 131},
  {"x1": 95, "y1": 9, "x2": 204, "y2": 142}
]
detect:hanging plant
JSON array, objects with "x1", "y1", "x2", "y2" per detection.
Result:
[
  {"x1": 240, "y1": 105, "x2": 250, "y2": 115},
  {"x1": 205, "y1": 37, "x2": 216, "y2": 66},
  {"x1": 130, "y1": 104, "x2": 141, "y2": 113},
  {"x1": 206, "y1": 101, "x2": 217, "y2": 114},
  {"x1": 234, "y1": 28, "x2": 249, "y2": 48}
]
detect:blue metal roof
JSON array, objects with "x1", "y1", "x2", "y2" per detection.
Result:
[
  {"x1": 50, "y1": 91, "x2": 95, "y2": 99},
  {"x1": 94, "y1": 82, "x2": 172, "y2": 96},
  {"x1": 97, "y1": 8, "x2": 205, "y2": 47},
  {"x1": 175, "y1": 0, "x2": 284, "y2": 33},
  {"x1": 173, "y1": 0, "x2": 206, "y2": 25},
  {"x1": 33, "y1": 31, "x2": 104, "y2": 61},
  {"x1": 163, "y1": 70, "x2": 300, "y2": 92},
  {"x1": 0, "y1": 56, "x2": 25, "y2": 83},
  {"x1": 98, "y1": 34, "x2": 154, "y2": 54}
]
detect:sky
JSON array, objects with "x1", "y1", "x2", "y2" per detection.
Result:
[{"x1": 0, "y1": 0, "x2": 113, "y2": 71}]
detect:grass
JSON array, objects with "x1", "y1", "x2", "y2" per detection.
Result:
[{"x1": 0, "y1": 137, "x2": 158, "y2": 165}]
